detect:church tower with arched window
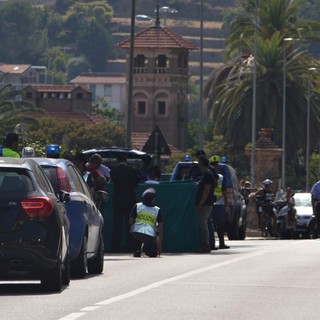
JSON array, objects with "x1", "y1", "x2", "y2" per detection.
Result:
[{"x1": 117, "y1": 6, "x2": 197, "y2": 150}]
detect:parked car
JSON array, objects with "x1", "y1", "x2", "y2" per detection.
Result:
[
  {"x1": 82, "y1": 147, "x2": 152, "y2": 181},
  {"x1": 170, "y1": 161, "x2": 247, "y2": 240},
  {"x1": 33, "y1": 158, "x2": 105, "y2": 278},
  {"x1": 294, "y1": 192, "x2": 316, "y2": 239},
  {"x1": 0, "y1": 158, "x2": 70, "y2": 292}
]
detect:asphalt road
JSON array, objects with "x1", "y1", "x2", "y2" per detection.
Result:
[{"x1": 1, "y1": 238, "x2": 320, "y2": 320}]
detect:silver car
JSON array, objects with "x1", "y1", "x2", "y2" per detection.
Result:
[{"x1": 294, "y1": 193, "x2": 317, "y2": 239}]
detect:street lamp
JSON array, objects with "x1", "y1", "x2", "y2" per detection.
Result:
[
  {"x1": 282, "y1": 37, "x2": 295, "y2": 190},
  {"x1": 158, "y1": 6, "x2": 178, "y2": 26},
  {"x1": 199, "y1": 0, "x2": 204, "y2": 149},
  {"x1": 251, "y1": 0, "x2": 258, "y2": 187},
  {"x1": 306, "y1": 67, "x2": 317, "y2": 191},
  {"x1": 126, "y1": 0, "x2": 136, "y2": 148}
]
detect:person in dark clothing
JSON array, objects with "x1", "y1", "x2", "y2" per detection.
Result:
[
  {"x1": 129, "y1": 188, "x2": 163, "y2": 257},
  {"x1": 110, "y1": 155, "x2": 139, "y2": 252},
  {"x1": 196, "y1": 156, "x2": 216, "y2": 253}
]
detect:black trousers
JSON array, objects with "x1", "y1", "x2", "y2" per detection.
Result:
[
  {"x1": 112, "y1": 200, "x2": 136, "y2": 252},
  {"x1": 131, "y1": 232, "x2": 157, "y2": 257}
]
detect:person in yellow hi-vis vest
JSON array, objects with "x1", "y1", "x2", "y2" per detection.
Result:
[
  {"x1": 208, "y1": 155, "x2": 230, "y2": 250},
  {"x1": 2, "y1": 133, "x2": 20, "y2": 158},
  {"x1": 129, "y1": 188, "x2": 163, "y2": 257}
]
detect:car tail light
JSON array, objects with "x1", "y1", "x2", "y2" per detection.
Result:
[
  {"x1": 56, "y1": 167, "x2": 71, "y2": 192},
  {"x1": 21, "y1": 196, "x2": 54, "y2": 218}
]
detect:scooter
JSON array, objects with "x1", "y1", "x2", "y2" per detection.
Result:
[{"x1": 275, "y1": 201, "x2": 296, "y2": 239}]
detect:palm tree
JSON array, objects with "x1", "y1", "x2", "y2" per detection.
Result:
[
  {"x1": 0, "y1": 74, "x2": 42, "y2": 136},
  {"x1": 204, "y1": 0, "x2": 320, "y2": 160}
]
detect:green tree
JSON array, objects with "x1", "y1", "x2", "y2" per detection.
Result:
[
  {"x1": 0, "y1": 75, "x2": 41, "y2": 136},
  {"x1": 64, "y1": 1, "x2": 114, "y2": 70},
  {"x1": 0, "y1": 0, "x2": 48, "y2": 64},
  {"x1": 204, "y1": 0, "x2": 320, "y2": 162}
]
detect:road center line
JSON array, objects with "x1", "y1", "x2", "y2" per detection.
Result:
[{"x1": 95, "y1": 248, "x2": 277, "y2": 306}]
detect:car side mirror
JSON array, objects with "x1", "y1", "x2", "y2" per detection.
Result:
[{"x1": 59, "y1": 190, "x2": 71, "y2": 204}]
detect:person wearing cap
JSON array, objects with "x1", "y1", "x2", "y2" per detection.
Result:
[
  {"x1": 311, "y1": 174, "x2": 320, "y2": 237},
  {"x1": 110, "y1": 155, "x2": 139, "y2": 252},
  {"x1": 208, "y1": 155, "x2": 230, "y2": 250},
  {"x1": 196, "y1": 156, "x2": 217, "y2": 253},
  {"x1": 2, "y1": 132, "x2": 20, "y2": 158},
  {"x1": 129, "y1": 188, "x2": 163, "y2": 257}
]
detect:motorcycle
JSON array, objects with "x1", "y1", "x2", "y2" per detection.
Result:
[{"x1": 275, "y1": 200, "x2": 296, "y2": 239}]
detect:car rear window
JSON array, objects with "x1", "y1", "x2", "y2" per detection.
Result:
[
  {"x1": 41, "y1": 166, "x2": 71, "y2": 194},
  {"x1": 0, "y1": 169, "x2": 34, "y2": 192}
]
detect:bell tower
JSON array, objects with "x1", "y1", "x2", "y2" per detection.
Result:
[{"x1": 117, "y1": 4, "x2": 197, "y2": 150}]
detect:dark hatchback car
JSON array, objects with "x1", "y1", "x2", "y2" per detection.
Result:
[
  {"x1": 33, "y1": 158, "x2": 105, "y2": 278},
  {"x1": 0, "y1": 158, "x2": 70, "y2": 292}
]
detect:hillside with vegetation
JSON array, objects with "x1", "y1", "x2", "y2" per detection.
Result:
[{"x1": 108, "y1": 0, "x2": 236, "y2": 79}]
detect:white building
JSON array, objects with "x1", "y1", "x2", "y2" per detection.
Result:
[{"x1": 70, "y1": 73, "x2": 127, "y2": 112}]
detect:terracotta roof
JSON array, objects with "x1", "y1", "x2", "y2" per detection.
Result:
[
  {"x1": 70, "y1": 75, "x2": 126, "y2": 85},
  {"x1": 117, "y1": 26, "x2": 198, "y2": 50},
  {"x1": 39, "y1": 110, "x2": 104, "y2": 125},
  {"x1": 0, "y1": 63, "x2": 31, "y2": 74},
  {"x1": 25, "y1": 85, "x2": 91, "y2": 93}
]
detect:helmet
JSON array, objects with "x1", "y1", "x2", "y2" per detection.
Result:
[
  {"x1": 262, "y1": 179, "x2": 273, "y2": 186},
  {"x1": 209, "y1": 155, "x2": 221, "y2": 164}
]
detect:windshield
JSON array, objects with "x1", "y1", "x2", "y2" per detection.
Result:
[{"x1": 294, "y1": 195, "x2": 311, "y2": 207}]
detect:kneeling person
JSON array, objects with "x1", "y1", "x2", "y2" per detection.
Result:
[{"x1": 129, "y1": 188, "x2": 163, "y2": 257}]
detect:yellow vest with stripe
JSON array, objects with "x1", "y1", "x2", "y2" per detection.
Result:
[
  {"x1": 2, "y1": 148, "x2": 20, "y2": 158},
  {"x1": 130, "y1": 203, "x2": 160, "y2": 237}
]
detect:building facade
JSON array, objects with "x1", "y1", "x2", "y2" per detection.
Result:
[
  {"x1": 70, "y1": 73, "x2": 127, "y2": 112},
  {"x1": 117, "y1": 15, "x2": 197, "y2": 150}
]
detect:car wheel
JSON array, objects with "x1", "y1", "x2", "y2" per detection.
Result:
[
  {"x1": 62, "y1": 254, "x2": 70, "y2": 286},
  {"x1": 88, "y1": 235, "x2": 104, "y2": 274},
  {"x1": 71, "y1": 235, "x2": 87, "y2": 279},
  {"x1": 41, "y1": 259, "x2": 62, "y2": 293}
]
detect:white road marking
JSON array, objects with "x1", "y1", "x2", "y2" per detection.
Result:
[
  {"x1": 96, "y1": 249, "x2": 271, "y2": 306},
  {"x1": 80, "y1": 306, "x2": 101, "y2": 312},
  {"x1": 57, "y1": 312, "x2": 86, "y2": 320},
  {"x1": 59, "y1": 241, "x2": 302, "y2": 319}
]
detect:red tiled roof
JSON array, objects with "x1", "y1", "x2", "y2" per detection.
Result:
[
  {"x1": 26, "y1": 85, "x2": 91, "y2": 93},
  {"x1": 0, "y1": 63, "x2": 31, "y2": 74},
  {"x1": 37, "y1": 110, "x2": 104, "y2": 125},
  {"x1": 117, "y1": 26, "x2": 198, "y2": 50},
  {"x1": 70, "y1": 75, "x2": 126, "y2": 85}
]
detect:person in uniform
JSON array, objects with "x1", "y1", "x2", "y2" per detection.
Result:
[
  {"x1": 2, "y1": 132, "x2": 20, "y2": 158},
  {"x1": 129, "y1": 188, "x2": 163, "y2": 257}
]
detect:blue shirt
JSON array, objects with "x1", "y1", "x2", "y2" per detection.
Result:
[{"x1": 311, "y1": 181, "x2": 320, "y2": 201}]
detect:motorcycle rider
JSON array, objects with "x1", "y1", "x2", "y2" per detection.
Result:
[{"x1": 255, "y1": 179, "x2": 276, "y2": 236}]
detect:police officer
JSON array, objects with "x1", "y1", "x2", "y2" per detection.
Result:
[
  {"x1": 208, "y1": 155, "x2": 230, "y2": 250},
  {"x1": 2, "y1": 132, "x2": 20, "y2": 158},
  {"x1": 129, "y1": 188, "x2": 163, "y2": 257}
]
